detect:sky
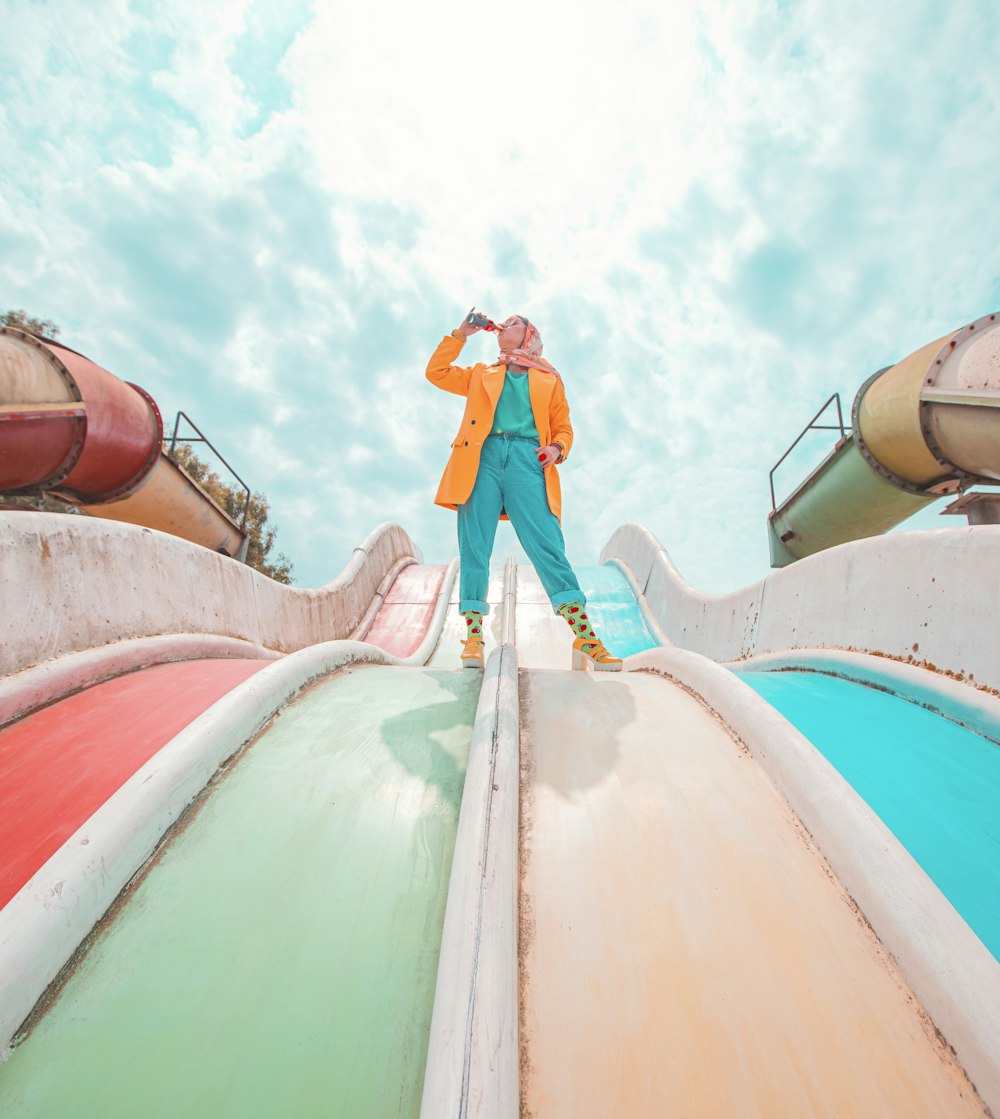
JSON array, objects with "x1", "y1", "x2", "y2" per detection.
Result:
[{"x1": 2, "y1": 0, "x2": 998, "y2": 591}]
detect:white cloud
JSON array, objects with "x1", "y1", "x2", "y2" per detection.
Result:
[{"x1": 2, "y1": 0, "x2": 998, "y2": 591}]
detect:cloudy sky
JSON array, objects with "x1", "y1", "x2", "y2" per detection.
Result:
[{"x1": 2, "y1": 0, "x2": 998, "y2": 591}]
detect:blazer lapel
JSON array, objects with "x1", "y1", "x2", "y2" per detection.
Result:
[
  {"x1": 527, "y1": 368, "x2": 553, "y2": 441},
  {"x1": 483, "y1": 365, "x2": 506, "y2": 411}
]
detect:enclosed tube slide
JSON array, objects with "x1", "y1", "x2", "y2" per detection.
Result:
[
  {"x1": 0, "y1": 327, "x2": 245, "y2": 556},
  {"x1": 769, "y1": 311, "x2": 1000, "y2": 566}
]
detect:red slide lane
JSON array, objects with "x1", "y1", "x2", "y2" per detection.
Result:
[
  {"x1": 0, "y1": 659, "x2": 269, "y2": 908},
  {"x1": 365, "y1": 564, "x2": 446, "y2": 658}
]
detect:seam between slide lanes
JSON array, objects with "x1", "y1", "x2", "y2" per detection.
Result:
[
  {"x1": 0, "y1": 595, "x2": 461, "y2": 1057},
  {"x1": 625, "y1": 646, "x2": 1000, "y2": 1117},
  {"x1": 502, "y1": 556, "x2": 517, "y2": 647},
  {"x1": 422, "y1": 558, "x2": 520, "y2": 1119}
]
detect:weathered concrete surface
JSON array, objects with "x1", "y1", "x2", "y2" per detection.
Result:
[
  {"x1": 601, "y1": 523, "x2": 1000, "y2": 692},
  {"x1": 514, "y1": 566, "x2": 574, "y2": 670},
  {"x1": 519, "y1": 668, "x2": 988, "y2": 1118},
  {"x1": 0, "y1": 540, "x2": 460, "y2": 1053},
  {"x1": 0, "y1": 513, "x2": 421, "y2": 675}
]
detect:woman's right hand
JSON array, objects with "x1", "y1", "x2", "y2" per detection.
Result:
[{"x1": 456, "y1": 308, "x2": 482, "y2": 338}]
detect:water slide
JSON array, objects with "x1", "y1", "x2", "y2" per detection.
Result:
[
  {"x1": 0, "y1": 516, "x2": 478, "y2": 1114},
  {"x1": 2, "y1": 321, "x2": 999, "y2": 1115},
  {"x1": 518, "y1": 652, "x2": 981, "y2": 1114}
]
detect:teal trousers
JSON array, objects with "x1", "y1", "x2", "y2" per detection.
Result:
[{"x1": 457, "y1": 435, "x2": 584, "y2": 615}]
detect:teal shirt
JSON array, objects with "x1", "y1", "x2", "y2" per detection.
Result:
[{"x1": 490, "y1": 369, "x2": 538, "y2": 439}]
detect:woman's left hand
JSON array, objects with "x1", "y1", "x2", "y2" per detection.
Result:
[{"x1": 536, "y1": 444, "x2": 560, "y2": 468}]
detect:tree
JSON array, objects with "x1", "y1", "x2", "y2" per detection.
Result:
[
  {"x1": 0, "y1": 491, "x2": 84, "y2": 514},
  {"x1": 169, "y1": 443, "x2": 294, "y2": 584},
  {"x1": 1, "y1": 308, "x2": 61, "y2": 338}
]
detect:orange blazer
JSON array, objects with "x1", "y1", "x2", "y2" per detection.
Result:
[{"x1": 426, "y1": 333, "x2": 574, "y2": 522}]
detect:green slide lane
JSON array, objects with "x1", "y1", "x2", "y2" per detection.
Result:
[{"x1": 0, "y1": 664, "x2": 479, "y2": 1118}]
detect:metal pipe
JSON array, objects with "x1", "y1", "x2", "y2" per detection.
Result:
[
  {"x1": 82, "y1": 453, "x2": 246, "y2": 557},
  {"x1": 769, "y1": 312, "x2": 1000, "y2": 566}
]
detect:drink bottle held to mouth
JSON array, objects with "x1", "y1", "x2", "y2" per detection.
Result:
[{"x1": 465, "y1": 308, "x2": 500, "y2": 332}]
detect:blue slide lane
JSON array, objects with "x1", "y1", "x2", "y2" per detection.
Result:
[
  {"x1": 739, "y1": 670, "x2": 1000, "y2": 961},
  {"x1": 577, "y1": 565, "x2": 659, "y2": 658}
]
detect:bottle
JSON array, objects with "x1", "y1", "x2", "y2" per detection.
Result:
[{"x1": 466, "y1": 309, "x2": 500, "y2": 332}]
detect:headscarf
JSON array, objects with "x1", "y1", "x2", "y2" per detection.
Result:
[{"x1": 497, "y1": 317, "x2": 561, "y2": 378}]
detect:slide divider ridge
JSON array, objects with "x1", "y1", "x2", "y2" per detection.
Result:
[{"x1": 421, "y1": 557, "x2": 520, "y2": 1118}]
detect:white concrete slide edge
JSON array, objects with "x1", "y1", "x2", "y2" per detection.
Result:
[
  {"x1": 0, "y1": 533, "x2": 454, "y2": 727},
  {"x1": 0, "y1": 634, "x2": 282, "y2": 729},
  {"x1": 601, "y1": 522, "x2": 1000, "y2": 693},
  {"x1": 627, "y1": 646, "x2": 1000, "y2": 1117},
  {"x1": 603, "y1": 556, "x2": 673, "y2": 648},
  {"x1": 0, "y1": 515, "x2": 423, "y2": 676},
  {"x1": 421, "y1": 559, "x2": 520, "y2": 1119},
  {"x1": 350, "y1": 555, "x2": 419, "y2": 641},
  {"x1": 727, "y1": 647, "x2": 1000, "y2": 745}
]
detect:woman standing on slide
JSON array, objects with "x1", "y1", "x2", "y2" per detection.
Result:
[{"x1": 426, "y1": 311, "x2": 622, "y2": 671}]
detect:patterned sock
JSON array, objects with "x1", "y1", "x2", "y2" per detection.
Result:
[
  {"x1": 463, "y1": 610, "x2": 485, "y2": 642},
  {"x1": 557, "y1": 602, "x2": 600, "y2": 649}
]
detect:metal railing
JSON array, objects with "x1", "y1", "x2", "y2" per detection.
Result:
[
  {"x1": 166, "y1": 412, "x2": 251, "y2": 530},
  {"x1": 769, "y1": 393, "x2": 847, "y2": 512}
]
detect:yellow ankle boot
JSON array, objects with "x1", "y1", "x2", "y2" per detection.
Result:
[{"x1": 571, "y1": 637, "x2": 622, "y2": 672}]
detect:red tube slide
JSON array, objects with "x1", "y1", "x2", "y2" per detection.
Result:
[{"x1": 0, "y1": 327, "x2": 161, "y2": 500}]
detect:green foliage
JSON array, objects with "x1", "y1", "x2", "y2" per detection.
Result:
[
  {"x1": 1, "y1": 308, "x2": 61, "y2": 338},
  {"x1": 170, "y1": 442, "x2": 294, "y2": 584},
  {"x1": 0, "y1": 492, "x2": 85, "y2": 514}
]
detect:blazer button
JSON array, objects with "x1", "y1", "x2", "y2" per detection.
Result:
[
  {"x1": 471, "y1": 419, "x2": 476, "y2": 424},
  {"x1": 464, "y1": 441, "x2": 469, "y2": 446}
]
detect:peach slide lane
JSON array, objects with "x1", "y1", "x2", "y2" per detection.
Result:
[
  {"x1": 518, "y1": 668, "x2": 986, "y2": 1118},
  {"x1": 0, "y1": 659, "x2": 270, "y2": 908}
]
